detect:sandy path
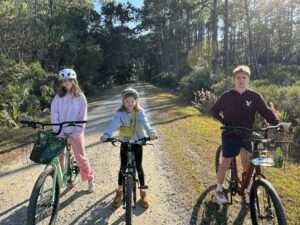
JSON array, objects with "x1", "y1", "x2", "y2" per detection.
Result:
[{"x1": 0, "y1": 83, "x2": 188, "y2": 225}]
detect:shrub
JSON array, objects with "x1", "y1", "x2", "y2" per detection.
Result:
[
  {"x1": 251, "y1": 79, "x2": 272, "y2": 87},
  {"x1": 0, "y1": 57, "x2": 56, "y2": 127},
  {"x1": 259, "y1": 64, "x2": 300, "y2": 85},
  {"x1": 211, "y1": 76, "x2": 233, "y2": 96},
  {"x1": 192, "y1": 89, "x2": 218, "y2": 114},
  {"x1": 180, "y1": 68, "x2": 215, "y2": 100},
  {"x1": 152, "y1": 72, "x2": 178, "y2": 88},
  {"x1": 254, "y1": 85, "x2": 300, "y2": 125}
]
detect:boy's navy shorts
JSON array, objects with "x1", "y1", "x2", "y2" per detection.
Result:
[{"x1": 222, "y1": 136, "x2": 252, "y2": 158}]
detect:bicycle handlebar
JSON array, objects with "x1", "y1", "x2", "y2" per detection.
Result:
[
  {"x1": 20, "y1": 120, "x2": 87, "y2": 136},
  {"x1": 104, "y1": 137, "x2": 152, "y2": 146},
  {"x1": 221, "y1": 124, "x2": 292, "y2": 142},
  {"x1": 221, "y1": 124, "x2": 282, "y2": 133}
]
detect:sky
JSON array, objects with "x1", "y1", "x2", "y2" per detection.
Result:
[{"x1": 93, "y1": 0, "x2": 144, "y2": 12}]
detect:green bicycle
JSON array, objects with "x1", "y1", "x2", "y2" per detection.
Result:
[{"x1": 21, "y1": 120, "x2": 87, "y2": 225}]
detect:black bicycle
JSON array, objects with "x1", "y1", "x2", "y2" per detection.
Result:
[
  {"x1": 105, "y1": 137, "x2": 152, "y2": 225},
  {"x1": 215, "y1": 125, "x2": 291, "y2": 225}
]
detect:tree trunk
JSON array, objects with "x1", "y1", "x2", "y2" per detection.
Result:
[
  {"x1": 244, "y1": 0, "x2": 259, "y2": 76},
  {"x1": 223, "y1": 0, "x2": 229, "y2": 73},
  {"x1": 211, "y1": 0, "x2": 218, "y2": 72}
]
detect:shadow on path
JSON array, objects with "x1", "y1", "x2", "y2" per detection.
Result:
[
  {"x1": 189, "y1": 185, "x2": 249, "y2": 225},
  {"x1": 69, "y1": 191, "x2": 115, "y2": 225},
  {"x1": 189, "y1": 185, "x2": 229, "y2": 225}
]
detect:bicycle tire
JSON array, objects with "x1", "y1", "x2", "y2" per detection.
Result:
[
  {"x1": 27, "y1": 167, "x2": 60, "y2": 225},
  {"x1": 125, "y1": 174, "x2": 133, "y2": 225},
  {"x1": 249, "y1": 178, "x2": 287, "y2": 225}
]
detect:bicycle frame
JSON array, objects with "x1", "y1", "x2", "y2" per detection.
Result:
[
  {"x1": 122, "y1": 143, "x2": 138, "y2": 207},
  {"x1": 228, "y1": 141, "x2": 266, "y2": 204},
  {"x1": 44, "y1": 142, "x2": 72, "y2": 202}
]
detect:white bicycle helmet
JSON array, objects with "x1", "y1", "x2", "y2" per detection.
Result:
[
  {"x1": 58, "y1": 68, "x2": 77, "y2": 80},
  {"x1": 121, "y1": 88, "x2": 139, "y2": 99}
]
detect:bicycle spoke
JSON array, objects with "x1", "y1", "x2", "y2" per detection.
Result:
[
  {"x1": 34, "y1": 175, "x2": 56, "y2": 224},
  {"x1": 256, "y1": 186, "x2": 278, "y2": 225}
]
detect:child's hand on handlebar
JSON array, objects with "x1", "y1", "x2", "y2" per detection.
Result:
[
  {"x1": 149, "y1": 133, "x2": 158, "y2": 140},
  {"x1": 100, "y1": 134, "x2": 109, "y2": 142},
  {"x1": 278, "y1": 122, "x2": 292, "y2": 132}
]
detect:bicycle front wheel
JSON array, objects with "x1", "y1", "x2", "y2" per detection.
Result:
[
  {"x1": 249, "y1": 178, "x2": 287, "y2": 225},
  {"x1": 27, "y1": 167, "x2": 60, "y2": 225},
  {"x1": 125, "y1": 174, "x2": 133, "y2": 225}
]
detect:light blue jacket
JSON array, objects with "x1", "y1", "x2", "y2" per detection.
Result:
[{"x1": 104, "y1": 110, "x2": 156, "y2": 139}]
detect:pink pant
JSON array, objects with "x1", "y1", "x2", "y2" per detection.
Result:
[{"x1": 59, "y1": 134, "x2": 94, "y2": 182}]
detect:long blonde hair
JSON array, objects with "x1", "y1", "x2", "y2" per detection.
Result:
[{"x1": 57, "y1": 79, "x2": 83, "y2": 97}]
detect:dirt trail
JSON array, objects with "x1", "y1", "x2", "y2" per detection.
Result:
[{"x1": 0, "y1": 83, "x2": 188, "y2": 225}]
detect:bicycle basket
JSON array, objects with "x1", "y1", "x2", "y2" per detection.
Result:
[
  {"x1": 251, "y1": 141, "x2": 291, "y2": 168},
  {"x1": 30, "y1": 130, "x2": 66, "y2": 164}
]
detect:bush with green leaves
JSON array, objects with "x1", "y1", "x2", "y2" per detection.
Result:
[
  {"x1": 192, "y1": 89, "x2": 218, "y2": 114},
  {"x1": 152, "y1": 72, "x2": 178, "y2": 88},
  {"x1": 254, "y1": 85, "x2": 300, "y2": 124},
  {"x1": 0, "y1": 56, "x2": 56, "y2": 128},
  {"x1": 211, "y1": 76, "x2": 233, "y2": 96},
  {"x1": 180, "y1": 68, "x2": 221, "y2": 100},
  {"x1": 259, "y1": 64, "x2": 300, "y2": 85}
]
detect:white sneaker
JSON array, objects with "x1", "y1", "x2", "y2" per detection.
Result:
[
  {"x1": 88, "y1": 180, "x2": 95, "y2": 193},
  {"x1": 215, "y1": 188, "x2": 228, "y2": 204}
]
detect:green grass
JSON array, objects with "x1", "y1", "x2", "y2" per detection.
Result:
[{"x1": 150, "y1": 89, "x2": 300, "y2": 225}]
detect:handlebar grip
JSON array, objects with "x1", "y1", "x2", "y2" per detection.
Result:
[
  {"x1": 105, "y1": 138, "x2": 114, "y2": 142},
  {"x1": 143, "y1": 137, "x2": 151, "y2": 142}
]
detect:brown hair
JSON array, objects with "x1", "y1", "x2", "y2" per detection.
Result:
[
  {"x1": 118, "y1": 96, "x2": 144, "y2": 112},
  {"x1": 233, "y1": 65, "x2": 251, "y2": 77},
  {"x1": 57, "y1": 79, "x2": 83, "y2": 97}
]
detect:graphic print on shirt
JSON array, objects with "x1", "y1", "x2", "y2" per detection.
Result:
[
  {"x1": 245, "y1": 100, "x2": 252, "y2": 107},
  {"x1": 219, "y1": 111, "x2": 225, "y2": 119},
  {"x1": 120, "y1": 117, "x2": 130, "y2": 127}
]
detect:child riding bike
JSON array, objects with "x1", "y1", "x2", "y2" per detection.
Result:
[
  {"x1": 100, "y1": 88, "x2": 158, "y2": 209},
  {"x1": 210, "y1": 65, "x2": 287, "y2": 204},
  {"x1": 51, "y1": 68, "x2": 95, "y2": 192}
]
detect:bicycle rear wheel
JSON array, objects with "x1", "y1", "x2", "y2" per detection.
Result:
[
  {"x1": 215, "y1": 145, "x2": 232, "y2": 189},
  {"x1": 27, "y1": 167, "x2": 60, "y2": 225},
  {"x1": 249, "y1": 178, "x2": 287, "y2": 225},
  {"x1": 125, "y1": 174, "x2": 133, "y2": 225}
]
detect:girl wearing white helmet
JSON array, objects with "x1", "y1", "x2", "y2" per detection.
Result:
[
  {"x1": 101, "y1": 88, "x2": 158, "y2": 209},
  {"x1": 51, "y1": 68, "x2": 95, "y2": 192}
]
